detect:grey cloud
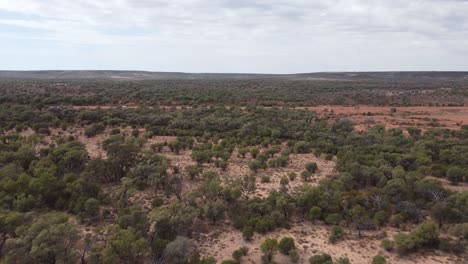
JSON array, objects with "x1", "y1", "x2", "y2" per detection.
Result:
[{"x1": 0, "y1": 0, "x2": 467, "y2": 72}]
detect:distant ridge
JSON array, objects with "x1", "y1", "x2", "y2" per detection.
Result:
[{"x1": 0, "y1": 70, "x2": 467, "y2": 81}]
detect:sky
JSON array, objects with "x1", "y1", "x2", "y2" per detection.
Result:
[{"x1": 0, "y1": 0, "x2": 467, "y2": 73}]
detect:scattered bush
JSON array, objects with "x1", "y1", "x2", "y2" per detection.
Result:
[
  {"x1": 278, "y1": 237, "x2": 295, "y2": 255},
  {"x1": 372, "y1": 255, "x2": 386, "y2": 264}
]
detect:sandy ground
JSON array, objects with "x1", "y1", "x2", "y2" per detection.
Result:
[
  {"x1": 426, "y1": 176, "x2": 468, "y2": 193},
  {"x1": 194, "y1": 221, "x2": 465, "y2": 264},
  {"x1": 298, "y1": 106, "x2": 468, "y2": 131},
  {"x1": 163, "y1": 147, "x2": 336, "y2": 198}
]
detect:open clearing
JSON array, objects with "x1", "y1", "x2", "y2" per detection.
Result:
[
  {"x1": 301, "y1": 106, "x2": 468, "y2": 131},
  {"x1": 195, "y1": 221, "x2": 465, "y2": 264}
]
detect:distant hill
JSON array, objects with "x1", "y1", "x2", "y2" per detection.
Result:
[{"x1": 0, "y1": 70, "x2": 467, "y2": 81}]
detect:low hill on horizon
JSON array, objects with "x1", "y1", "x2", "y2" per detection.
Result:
[{"x1": 1, "y1": 70, "x2": 467, "y2": 81}]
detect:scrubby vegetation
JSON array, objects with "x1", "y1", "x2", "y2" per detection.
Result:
[{"x1": 0, "y1": 76, "x2": 467, "y2": 263}]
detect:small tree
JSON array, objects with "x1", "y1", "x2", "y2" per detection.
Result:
[
  {"x1": 309, "y1": 206, "x2": 322, "y2": 223},
  {"x1": 163, "y1": 236, "x2": 192, "y2": 264},
  {"x1": 238, "y1": 147, "x2": 248, "y2": 158},
  {"x1": 278, "y1": 237, "x2": 295, "y2": 255},
  {"x1": 309, "y1": 253, "x2": 333, "y2": 264},
  {"x1": 305, "y1": 162, "x2": 318, "y2": 173},
  {"x1": 336, "y1": 257, "x2": 351, "y2": 264},
  {"x1": 260, "y1": 238, "x2": 278, "y2": 263},
  {"x1": 250, "y1": 148, "x2": 260, "y2": 158},
  {"x1": 204, "y1": 199, "x2": 226, "y2": 224},
  {"x1": 242, "y1": 225, "x2": 254, "y2": 241},
  {"x1": 185, "y1": 165, "x2": 202, "y2": 181},
  {"x1": 288, "y1": 172, "x2": 297, "y2": 181},
  {"x1": 446, "y1": 167, "x2": 465, "y2": 185},
  {"x1": 329, "y1": 225, "x2": 343, "y2": 243},
  {"x1": 372, "y1": 255, "x2": 386, "y2": 264},
  {"x1": 232, "y1": 246, "x2": 249, "y2": 262},
  {"x1": 280, "y1": 176, "x2": 289, "y2": 192},
  {"x1": 301, "y1": 170, "x2": 312, "y2": 182},
  {"x1": 248, "y1": 160, "x2": 262, "y2": 173}
]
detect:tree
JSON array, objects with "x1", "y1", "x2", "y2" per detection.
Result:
[
  {"x1": 331, "y1": 119, "x2": 355, "y2": 134},
  {"x1": 238, "y1": 147, "x2": 248, "y2": 158},
  {"x1": 407, "y1": 127, "x2": 421, "y2": 137},
  {"x1": 163, "y1": 236, "x2": 193, "y2": 264},
  {"x1": 3, "y1": 213, "x2": 79, "y2": 264},
  {"x1": 325, "y1": 213, "x2": 342, "y2": 225},
  {"x1": 0, "y1": 211, "x2": 26, "y2": 258},
  {"x1": 102, "y1": 227, "x2": 148, "y2": 264},
  {"x1": 103, "y1": 136, "x2": 140, "y2": 180},
  {"x1": 260, "y1": 238, "x2": 278, "y2": 263},
  {"x1": 448, "y1": 223, "x2": 468, "y2": 240},
  {"x1": 231, "y1": 247, "x2": 248, "y2": 263},
  {"x1": 250, "y1": 148, "x2": 260, "y2": 158},
  {"x1": 309, "y1": 253, "x2": 333, "y2": 264},
  {"x1": 430, "y1": 202, "x2": 451, "y2": 228},
  {"x1": 242, "y1": 225, "x2": 254, "y2": 241},
  {"x1": 241, "y1": 174, "x2": 256, "y2": 199},
  {"x1": 305, "y1": 162, "x2": 318, "y2": 173},
  {"x1": 309, "y1": 206, "x2": 321, "y2": 223},
  {"x1": 393, "y1": 222, "x2": 439, "y2": 255},
  {"x1": 278, "y1": 237, "x2": 295, "y2": 255},
  {"x1": 294, "y1": 141, "x2": 311, "y2": 153},
  {"x1": 185, "y1": 165, "x2": 202, "y2": 181},
  {"x1": 301, "y1": 170, "x2": 312, "y2": 182},
  {"x1": 350, "y1": 205, "x2": 371, "y2": 237},
  {"x1": 204, "y1": 199, "x2": 226, "y2": 224},
  {"x1": 336, "y1": 257, "x2": 351, "y2": 264},
  {"x1": 248, "y1": 160, "x2": 262, "y2": 173},
  {"x1": 372, "y1": 255, "x2": 386, "y2": 264},
  {"x1": 446, "y1": 167, "x2": 465, "y2": 185},
  {"x1": 280, "y1": 176, "x2": 289, "y2": 192},
  {"x1": 83, "y1": 198, "x2": 100, "y2": 218},
  {"x1": 329, "y1": 225, "x2": 343, "y2": 243}
]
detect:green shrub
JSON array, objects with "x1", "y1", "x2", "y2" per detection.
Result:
[
  {"x1": 221, "y1": 260, "x2": 238, "y2": 264},
  {"x1": 329, "y1": 225, "x2": 344, "y2": 243},
  {"x1": 373, "y1": 211, "x2": 389, "y2": 226},
  {"x1": 261, "y1": 175, "x2": 270, "y2": 183},
  {"x1": 309, "y1": 253, "x2": 333, "y2": 264},
  {"x1": 447, "y1": 166, "x2": 465, "y2": 184},
  {"x1": 393, "y1": 222, "x2": 439, "y2": 255},
  {"x1": 232, "y1": 249, "x2": 243, "y2": 262},
  {"x1": 336, "y1": 257, "x2": 351, "y2": 264},
  {"x1": 309, "y1": 206, "x2": 322, "y2": 222},
  {"x1": 288, "y1": 172, "x2": 297, "y2": 181},
  {"x1": 152, "y1": 197, "x2": 164, "y2": 208},
  {"x1": 301, "y1": 170, "x2": 312, "y2": 181},
  {"x1": 278, "y1": 237, "x2": 295, "y2": 255},
  {"x1": 305, "y1": 162, "x2": 318, "y2": 173},
  {"x1": 372, "y1": 255, "x2": 386, "y2": 264},
  {"x1": 381, "y1": 239, "x2": 394, "y2": 251},
  {"x1": 325, "y1": 213, "x2": 342, "y2": 225},
  {"x1": 289, "y1": 249, "x2": 299, "y2": 263},
  {"x1": 242, "y1": 225, "x2": 254, "y2": 241}
]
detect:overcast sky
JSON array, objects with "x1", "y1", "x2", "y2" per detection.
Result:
[{"x1": 0, "y1": 0, "x2": 467, "y2": 73}]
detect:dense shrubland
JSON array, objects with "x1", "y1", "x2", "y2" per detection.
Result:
[
  {"x1": 0, "y1": 77, "x2": 466, "y2": 107},
  {"x1": 0, "y1": 81, "x2": 467, "y2": 263}
]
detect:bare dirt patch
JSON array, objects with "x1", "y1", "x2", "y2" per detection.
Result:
[
  {"x1": 426, "y1": 176, "x2": 468, "y2": 193},
  {"x1": 194, "y1": 221, "x2": 465, "y2": 264},
  {"x1": 301, "y1": 106, "x2": 468, "y2": 131}
]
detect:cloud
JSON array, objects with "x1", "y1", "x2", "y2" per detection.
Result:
[{"x1": 0, "y1": 0, "x2": 467, "y2": 72}]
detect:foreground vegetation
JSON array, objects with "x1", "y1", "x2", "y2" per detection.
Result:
[{"x1": 0, "y1": 77, "x2": 467, "y2": 263}]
